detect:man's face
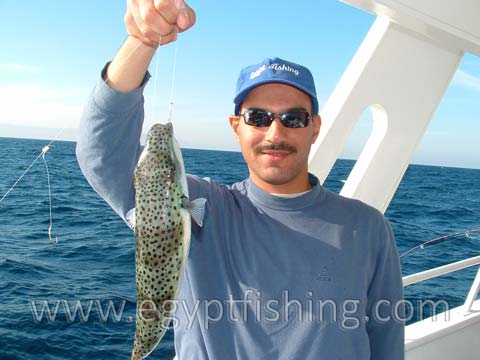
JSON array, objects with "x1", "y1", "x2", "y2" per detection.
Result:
[{"x1": 229, "y1": 83, "x2": 321, "y2": 193}]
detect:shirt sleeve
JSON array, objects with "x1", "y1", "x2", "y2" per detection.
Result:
[
  {"x1": 366, "y1": 216, "x2": 405, "y2": 360},
  {"x1": 75, "y1": 63, "x2": 149, "y2": 226}
]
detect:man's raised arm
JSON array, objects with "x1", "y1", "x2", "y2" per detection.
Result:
[{"x1": 75, "y1": 0, "x2": 195, "y2": 224}]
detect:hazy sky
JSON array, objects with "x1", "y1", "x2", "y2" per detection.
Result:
[{"x1": 0, "y1": 1, "x2": 479, "y2": 169}]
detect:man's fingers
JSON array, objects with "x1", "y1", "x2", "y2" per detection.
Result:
[
  {"x1": 177, "y1": 5, "x2": 195, "y2": 32},
  {"x1": 156, "y1": 0, "x2": 195, "y2": 32},
  {"x1": 137, "y1": 2, "x2": 176, "y2": 36},
  {"x1": 130, "y1": 2, "x2": 177, "y2": 44},
  {"x1": 124, "y1": 11, "x2": 158, "y2": 47},
  {"x1": 158, "y1": 29, "x2": 179, "y2": 45},
  {"x1": 125, "y1": 10, "x2": 178, "y2": 47},
  {"x1": 153, "y1": 0, "x2": 178, "y2": 24},
  {"x1": 125, "y1": 0, "x2": 195, "y2": 46}
]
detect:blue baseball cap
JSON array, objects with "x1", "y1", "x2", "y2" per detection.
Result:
[{"x1": 233, "y1": 57, "x2": 319, "y2": 115}]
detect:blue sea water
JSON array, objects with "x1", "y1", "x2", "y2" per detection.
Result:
[{"x1": 0, "y1": 137, "x2": 479, "y2": 359}]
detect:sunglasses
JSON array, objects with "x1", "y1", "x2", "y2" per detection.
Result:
[{"x1": 239, "y1": 108, "x2": 312, "y2": 128}]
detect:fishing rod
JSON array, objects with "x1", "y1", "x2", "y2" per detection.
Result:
[{"x1": 400, "y1": 228, "x2": 480, "y2": 258}]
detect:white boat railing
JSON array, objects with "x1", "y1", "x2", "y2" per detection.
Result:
[{"x1": 403, "y1": 255, "x2": 480, "y2": 314}]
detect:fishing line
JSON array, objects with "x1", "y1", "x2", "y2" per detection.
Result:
[
  {"x1": 41, "y1": 146, "x2": 58, "y2": 244},
  {"x1": 150, "y1": 42, "x2": 162, "y2": 124},
  {"x1": 168, "y1": 43, "x2": 178, "y2": 123},
  {"x1": 0, "y1": 143, "x2": 58, "y2": 243},
  {"x1": 0, "y1": 131, "x2": 62, "y2": 206},
  {"x1": 149, "y1": 38, "x2": 178, "y2": 124}
]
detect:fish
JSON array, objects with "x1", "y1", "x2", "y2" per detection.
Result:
[{"x1": 129, "y1": 122, "x2": 206, "y2": 360}]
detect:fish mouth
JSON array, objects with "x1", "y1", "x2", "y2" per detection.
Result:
[
  {"x1": 151, "y1": 122, "x2": 173, "y2": 131},
  {"x1": 146, "y1": 123, "x2": 174, "y2": 151},
  {"x1": 148, "y1": 123, "x2": 173, "y2": 142}
]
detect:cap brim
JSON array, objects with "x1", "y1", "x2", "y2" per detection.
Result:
[{"x1": 234, "y1": 79, "x2": 318, "y2": 115}]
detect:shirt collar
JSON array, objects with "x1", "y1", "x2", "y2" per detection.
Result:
[{"x1": 247, "y1": 173, "x2": 325, "y2": 210}]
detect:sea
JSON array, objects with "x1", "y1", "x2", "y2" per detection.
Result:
[{"x1": 0, "y1": 137, "x2": 479, "y2": 360}]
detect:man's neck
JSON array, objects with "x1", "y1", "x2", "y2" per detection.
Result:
[{"x1": 250, "y1": 173, "x2": 312, "y2": 194}]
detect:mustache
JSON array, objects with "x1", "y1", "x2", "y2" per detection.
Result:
[{"x1": 255, "y1": 143, "x2": 297, "y2": 154}]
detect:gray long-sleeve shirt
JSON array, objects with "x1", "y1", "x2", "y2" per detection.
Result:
[{"x1": 76, "y1": 66, "x2": 405, "y2": 359}]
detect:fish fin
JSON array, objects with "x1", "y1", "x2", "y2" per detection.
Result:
[
  {"x1": 125, "y1": 208, "x2": 136, "y2": 231},
  {"x1": 182, "y1": 197, "x2": 207, "y2": 227}
]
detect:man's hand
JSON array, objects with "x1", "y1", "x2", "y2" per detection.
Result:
[{"x1": 125, "y1": 0, "x2": 196, "y2": 47}]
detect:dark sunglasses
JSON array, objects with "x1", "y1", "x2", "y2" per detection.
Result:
[{"x1": 239, "y1": 108, "x2": 312, "y2": 128}]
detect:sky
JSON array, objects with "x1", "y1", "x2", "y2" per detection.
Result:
[{"x1": 0, "y1": 0, "x2": 479, "y2": 169}]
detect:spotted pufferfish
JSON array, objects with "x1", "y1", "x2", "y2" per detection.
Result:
[{"x1": 127, "y1": 123, "x2": 206, "y2": 360}]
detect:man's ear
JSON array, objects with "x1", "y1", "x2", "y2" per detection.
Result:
[
  {"x1": 312, "y1": 115, "x2": 321, "y2": 144},
  {"x1": 229, "y1": 115, "x2": 240, "y2": 140}
]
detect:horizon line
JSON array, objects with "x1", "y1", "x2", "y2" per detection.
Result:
[{"x1": 1, "y1": 135, "x2": 478, "y2": 171}]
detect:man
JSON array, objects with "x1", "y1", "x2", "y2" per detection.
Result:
[{"x1": 76, "y1": 1, "x2": 404, "y2": 359}]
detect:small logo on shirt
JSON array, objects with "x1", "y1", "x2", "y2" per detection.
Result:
[{"x1": 316, "y1": 266, "x2": 331, "y2": 282}]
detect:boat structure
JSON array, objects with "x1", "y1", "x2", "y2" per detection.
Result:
[{"x1": 308, "y1": 1, "x2": 480, "y2": 358}]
